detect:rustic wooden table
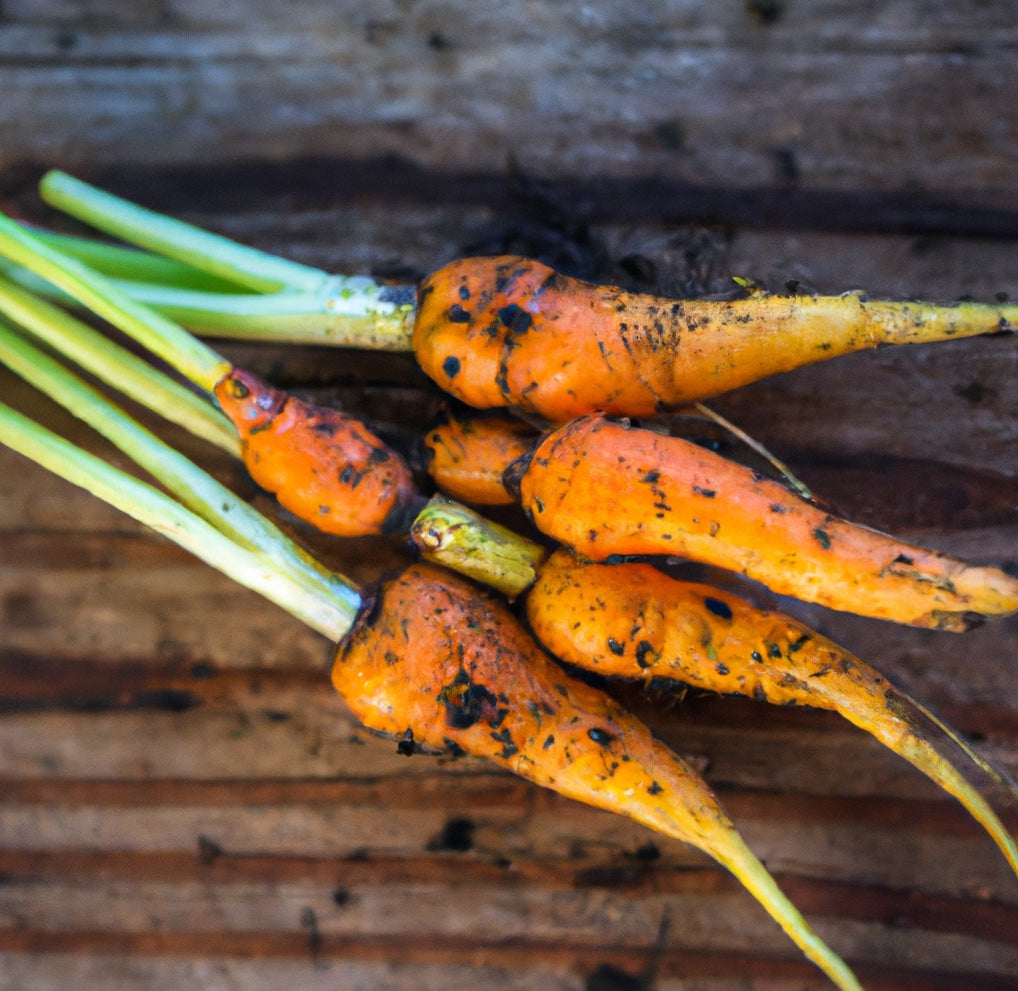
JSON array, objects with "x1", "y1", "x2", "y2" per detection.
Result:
[{"x1": 2, "y1": 3, "x2": 1017, "y2": 989}]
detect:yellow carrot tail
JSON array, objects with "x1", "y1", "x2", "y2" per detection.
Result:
[{"x1": 711, "y1": 834, "x2": 864, "y2": 991}]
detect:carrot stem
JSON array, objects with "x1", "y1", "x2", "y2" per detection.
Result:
[
  {"x1": 411, "y1": 495, "x2": 546, "y2": 598},
  {"x1": 116, "y1": 279, "x2": 415, "y2": 351},
  {"x1": 16, "y1": 228, "x2": 244, "y2": 291},
  {"x1": 0, "y1": 401, "x2": 359, "y2": 640},
  {"x1": 39, "y1": 170, "x2": 330, "y2": 293},
  {"x1": 0, "y1": 212, "x2": 230, "y2": 392},
  {"x1": 0, "y1": 274, "x2": 239, "y2": 455},
  {"x1": 38, "y1": 172, "x2": 419, "y2": 349}
]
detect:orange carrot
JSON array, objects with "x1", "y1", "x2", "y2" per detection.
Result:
[
  {"x1": 424, "y1": 411, "x2": 538, "y2": 505},
  {"x1": 333, "y1": 561, "x2": 863, "y2": 991},
  {"x1": 508, "y1": 414, "x2": 1018, "y2": 630},
  {"x1": 414, "y1": 255, "x2": 1017, "y2": 420},
  {"x1": 214, "y1": 368, "x2": 421, "y2": 537},
  {"x1": 527, "y1": 548, "x2": 1018, "y2": 876}
]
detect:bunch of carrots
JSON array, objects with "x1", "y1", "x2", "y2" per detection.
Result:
[{"x1": 2, "y1": 172, "x2": 1017, "y2": 990}]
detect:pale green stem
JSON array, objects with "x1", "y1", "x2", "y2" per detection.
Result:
[
  {"x1": 120, "y1": 278, "x2": 416, "y2": 351},
  {"x1": 0, "y1": 212, "x2": 231, "y2": 391},
  {"x1": 40, "y1": 170, "x2": 330, "y2": 293},
  {"x1": 0, "y1": 274, "x2": 239, "y2": 455},
  {"x1": 26, "y1": 229, "x2": 246, "y2": 290},
  {"x1": 0, "y1": 401, "x2": 359, "y2": 641},
  {"x1": 410, "y1": 496, "x2": 546, "y2": 599},
  {"x1": 0, "y1": 322, "x2": 360, "y2": 626}
]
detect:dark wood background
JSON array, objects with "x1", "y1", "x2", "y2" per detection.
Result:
[{"x1": 2, "y1": 2, "x2": 1018, "y2": 989}]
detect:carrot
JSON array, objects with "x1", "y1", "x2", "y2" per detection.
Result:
[
  {"x1": 414, "y1": 255, "x2": 1017, "y2": 420},
  {"x1": 0, "y1": 210, "x2": 426, "y2": 540},
  {"x1": 333, "y1": 561, "x2": 863, "y2": 991},
  {"x1": 214, "y1": 368, "x2": 422, "y2": 537},
  {"x1": 527, "y1": 548, "x2": 1018, "y2": 876},
  {"x1": 507, "y1": 414, "x2": 1018, "y2": 630},
  {"x1": 424, "y1": 411, "x2": 538, "y2": 505}
]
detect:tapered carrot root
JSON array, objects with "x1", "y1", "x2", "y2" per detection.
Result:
[
  {"x1": 214, "y1": 368, "x2": 422, "y2": 537},
  {"x1": 333, "y1": 562, "x2": 862, "y2": 991},
  {"x1": 414, "y1": 256, "x2": 1017, "y2": 420},
  {"x1": 424, "y1": 411, "x2": 538, "y2": 505},
  {"x1": 509, "y1": 414, "x2": 1018, "y2": 630},
  {"x1": 528, "y1": 549, "x2": 1018, "y2": 876}
]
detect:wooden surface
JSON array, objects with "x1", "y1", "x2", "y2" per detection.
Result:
[{"x1": 2, "y1": 2, "x2": 1018, "y2": 990}]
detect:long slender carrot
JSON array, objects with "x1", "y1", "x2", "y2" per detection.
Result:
[
  {"x1": 507, "y1": 414, "x2": 1018, "y2": 630},
  {"x1": 335, "y1": 561, "x2": 863, "y2": 991},
  {"x1": 424, "y1": 411, "x2": 538, "y2": 505},
  {"x1": 414, "y1": 255, "x2": 1018, "y2": 420},
  {"x1": 526, "y1": 548, "x2": 1018, "y2": 877}
]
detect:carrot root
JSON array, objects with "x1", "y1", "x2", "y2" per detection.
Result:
[
  {"x1": 527, "y1": 550, "x2": 1018, "y2": 877},
  {"x1": 214, "y1": 368, "x2": 422, "y2": 537},
  {"x1": 414, "y1": 255, "x2": 1017, "y2": 419},
  {"x1": 424, "y1": 411, "x2": 538, "y2": 505},
  {"x1": 333, "y1": 562, "x2": 862, "y2": 991},
  {"x1": 511, "y1": 414, "x2": 1018, "y2": 629}
]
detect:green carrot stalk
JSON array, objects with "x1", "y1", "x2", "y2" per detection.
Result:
[
  {"x1": 38, "y1": 171, "x2": 415, "y2": 349},
  {"x1": 0, "y1": 401, "x2": 358, "y2": 640},
  {"x1": 19, "y1": 228, "x2": 245, "y2": 290},
  {"x1": 116, "y1": 278, "x2": 416, "y2": 350},
  {"x1": 0, "y1": 211, "x2": 230, "y2": 391},
  {"x1": 39, "y1": 170, "x2": 329, "y2": 293},
  {"x1": 409, "y1": 495, "x2": 546, "y2": 598},
  {"x1": 0, "y1": 274, "x2": 238, "y2": 455}
]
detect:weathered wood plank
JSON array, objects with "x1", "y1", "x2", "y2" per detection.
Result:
[
  {"x1": 3, "y1": 8, "x2": 1018, "y2": 976},
  {"x1": 2, "y1": 0, "x2": 1018, "y2": 212}
]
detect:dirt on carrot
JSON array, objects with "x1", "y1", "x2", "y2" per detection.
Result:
[
  {"x1": 214, "y1": 368, "x2": 422, "y2": 537},
  {"x1": 424, "y1": 411, "x2": 538, "y2": 505},
  {"x1": 507, "y1": 414, "x2": 1018, "y2": 630},
  {"x1": 527, "y1": 548, "x2": 1018, "y2": 876},
  {"x1": 332, "y1": 561, "x2": 862, "y2": 991},
  {"x1": 413, "y1": 255, "x2": 1016, "y2": 420}
]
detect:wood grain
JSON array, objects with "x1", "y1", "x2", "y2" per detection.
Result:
[{"x1": 3, "y1": 3, "x2": 1018, "y2": 988}]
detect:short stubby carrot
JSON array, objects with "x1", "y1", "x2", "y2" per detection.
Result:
[
  {"x1": 508, "y1": 414, "x2": 1018, "y2": 630},
  {"x1": 413, "y1": 255, "x2": 1016, "y2": 421},
  {"x1": 214, "y1": 368, "x2": 421, "y2": 537},
  {"x1": 332, "y1": 562, "x2": 863, "y2": 991},
  {"x1": 527, "y1": 549, "x2": 1018, "y2": 876},
  {"x1": 424, "y1": 411, "x2": 537, "y2": 505}
]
